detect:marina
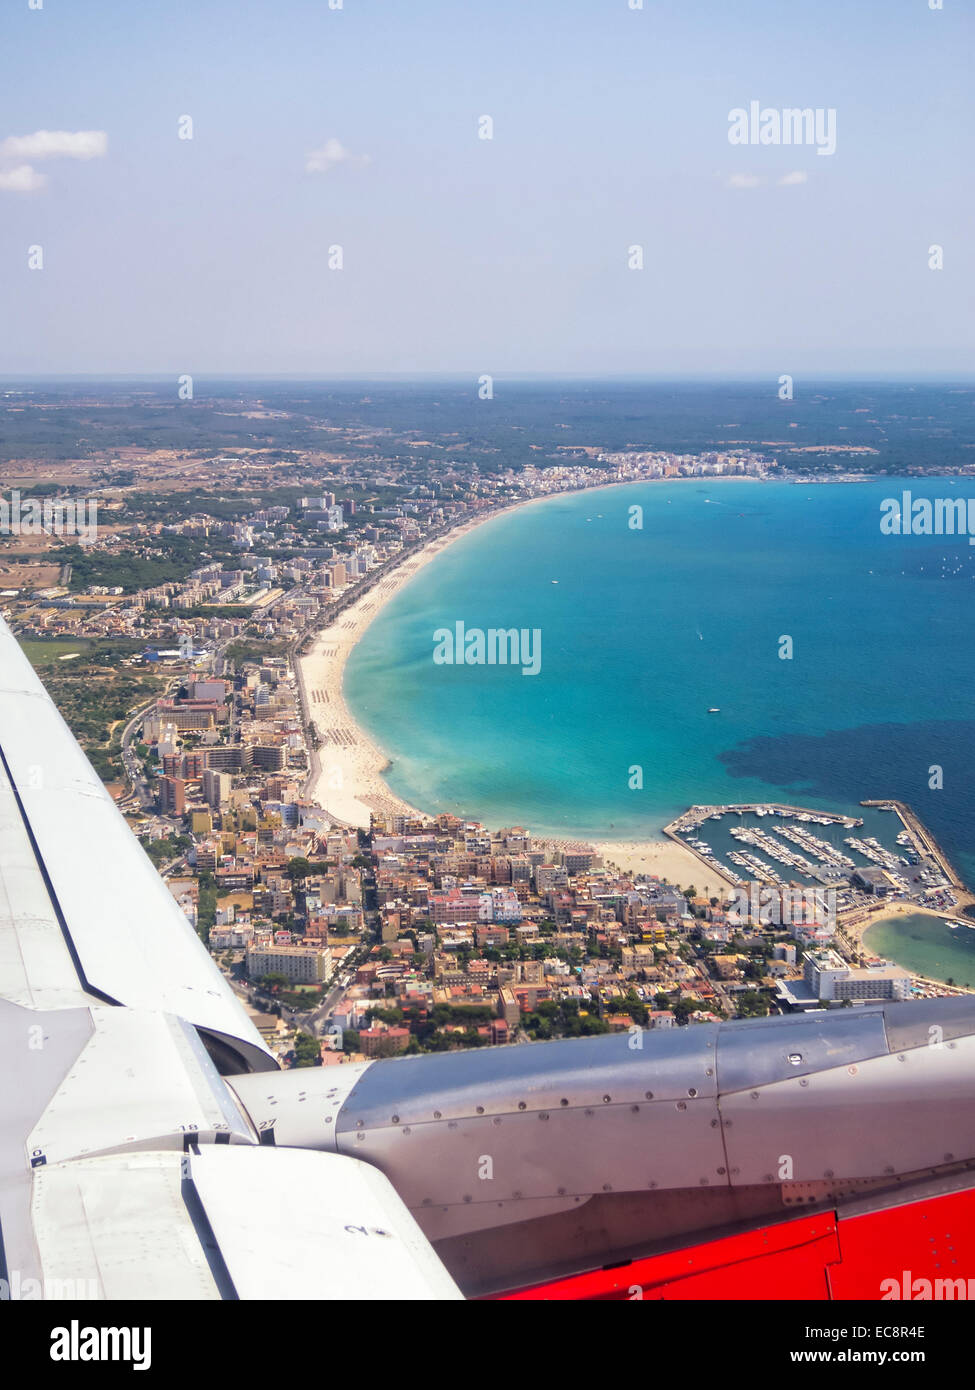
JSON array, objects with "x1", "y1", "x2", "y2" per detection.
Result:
[{"x1": 663, "y1": 799, "x2": 971, "y2": 918}]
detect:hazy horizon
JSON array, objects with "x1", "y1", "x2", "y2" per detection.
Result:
[{"x1": 3, "y1": 372, "x2": 975, "y2": 387}]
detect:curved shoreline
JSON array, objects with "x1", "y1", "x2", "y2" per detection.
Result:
[
  {"x1": 300, "y1": 509, "x2": 511, "y2": 828},
  {"x1": 300, "y1": 485, "x2": 620, "y2": 828},
  {"x1": 857, "y1": 903, "x2": 975, "y2": 993},
  {"x1": 299, "y1": 476, "x2": 756, "y2": 891},
  {"x1": 837, "y1": 902, "x2": 975, "y2": 994}
]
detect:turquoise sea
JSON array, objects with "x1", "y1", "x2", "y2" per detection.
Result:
[
  {"x1": 345, "y1": 476, "x2": 975, "y2": 888},
  {"x1": 863, "y1": 914, "x2": 975, "y2": 989}
]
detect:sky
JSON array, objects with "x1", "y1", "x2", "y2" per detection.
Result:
[{"x1": 1, "y1": 0, "x2": 973, "y2": 377}]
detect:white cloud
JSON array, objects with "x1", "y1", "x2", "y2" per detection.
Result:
[
  {"x1": 726, "y1": 173, "x2": 765, "y2": 189},
  {"x1": 0, "y1": 129, "x2": 108, "y2": 161},
  {"x1": 778, "y1": 171, "x2": 809, "y2": 186},
  {"x1": 305, "y1": 138, "x2": 370, "y2": 175},
  {"x1": 0, "y1": 164, "x2": 47, "y2": 193},
  {"x1": 0, "y1": 130, "x2": 107, "y2": 193}
]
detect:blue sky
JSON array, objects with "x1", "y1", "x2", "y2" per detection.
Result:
[{"x1": 1, "y1": 0, "x2": 972, "y2": 376}]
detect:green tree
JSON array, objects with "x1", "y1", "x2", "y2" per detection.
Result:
[
  {"x1": 293, "y1": 1031, "x2": 321, "y2": 1068},
  {"x1": 736, "y1": 991, "x2": 770, "y2": 1019},
  {"x1": 672, "y1": 996, "x2": 705, "y2": 1023},
  {"x1": 371, "y1": 1006, "x2": 405, "y2": 1025}
]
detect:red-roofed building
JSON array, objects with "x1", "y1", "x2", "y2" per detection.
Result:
[{"x1": 606, "y1": 1014, "x2": 635, "y2": 1032}]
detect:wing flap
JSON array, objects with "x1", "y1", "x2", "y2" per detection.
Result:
[{"x1": 29, "y1": 1148, "x2": 463, "y2": 1300}]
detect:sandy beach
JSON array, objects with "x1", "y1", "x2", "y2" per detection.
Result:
[
  {"x1": 588, "y1": 838, "x2": 735, "y2": 894},
  {"x1": 300, "y1": 513, "x2": 498, "y2": 827},
  {"x1": 299, "y1": 479, "x2": 749, "y2": 885}
]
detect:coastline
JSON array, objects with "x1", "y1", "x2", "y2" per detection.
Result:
[
  {"x1": 584, "y1": 838, "x2": 735, "y2": 895},
  {"x1": 300, "y1": 486, "x2": 607, "y2": 827},
  {"x1": 300, "y1": 508, "x2": 504, "y2": 828},
  {"x1": 299, "y1": 477, "x2": 740, "y2": 888},
  {"x1": 843, "y1": 901, "x2": 975, "y2": 993}
]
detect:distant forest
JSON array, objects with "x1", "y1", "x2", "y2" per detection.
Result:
[{"x1": 2, "y1": 379, "x2": 973, "y2": 474}]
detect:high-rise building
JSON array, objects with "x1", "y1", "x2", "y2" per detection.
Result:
[
  {"x1": 202, "y1": 768, "x2": 231, "y2": 809},
  {"x1": 159, "y1": 776, "x2": 186, "y2": 817},
  {"x1": 245, "y1": 944, "x2": 330, "y2": 983},
  {"x1": 803, "y1": 949, "x2": 912, "y2": 1003}
]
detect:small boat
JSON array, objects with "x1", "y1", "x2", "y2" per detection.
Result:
[{"x1": 708, "y1": 707, "x2": 720, "y2": 714}]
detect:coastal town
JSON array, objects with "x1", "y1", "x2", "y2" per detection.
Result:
[
  {"x1": 2, "y1": 438, "x2": 970, "y2": 1067},
  {"x1": 1, "y1": 434, "x2": 775, "y2": 797}
]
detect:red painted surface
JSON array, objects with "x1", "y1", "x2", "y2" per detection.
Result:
[
  {"x1": 828, "y1": 1188, "x2": 975, "y2": 1300},
  {"x1": 497, "y1": 1187, "x2": 975, "y2": 1300}
]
